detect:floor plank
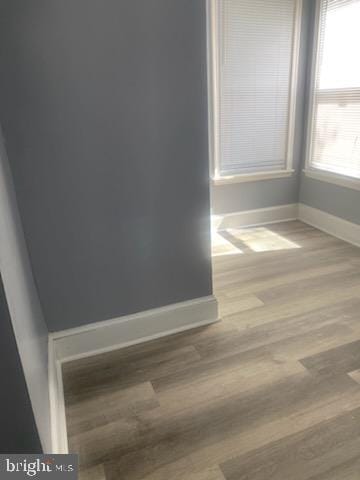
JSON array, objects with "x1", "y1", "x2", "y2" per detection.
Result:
[
  {"x1": 221, "y1": 407, "x2": 360, "y2": 480},
  {"x1": 300, "y1": 339, "x2": 360, "y2": 378}
]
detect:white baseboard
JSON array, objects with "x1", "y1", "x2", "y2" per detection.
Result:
[
  {"x1": 212, "y1": 204, "x2": 298, "y2": 230},
  {"x1": 298, "y1": 204, "x2": 360, "y2": 248},
  {"x1": 48, "y1": 294, "x2": 219, "y2": 452},
  {"x1": 48, "y1": 338, "x2": 68, "y2": 454},
  {"x1": 213, "y1": 203, "x2": 360, "y2": 250},
  {"x1": 52, "y1": 295, "x2": 219, "y2": 363}
]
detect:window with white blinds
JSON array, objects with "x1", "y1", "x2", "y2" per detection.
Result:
[
  {"x1": 209, "y1": 0, "x2": 301, "y2": 178},
  {"x1": 307, "y1": 0, "x2": 360, "y2": 180}
]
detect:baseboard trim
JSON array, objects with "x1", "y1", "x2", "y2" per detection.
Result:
[
  {"x1": 48, "y1": 295, "x2": 219, "y2": 452},
  {"x1": 213, "y1": 203, "x2": 360, "y2": 250},
  {"x1": 52, "y1": 295, "x2": 219, "y2": 363},
  {"x1": 48, "y1": 338, "x2": 68, "y2": 454},
  {"x1": 212, "y1": 204, "x2": 298, "y2": 230},
  {"x1": 298, "y1": 204, "x2": 360, "y2": 248}
]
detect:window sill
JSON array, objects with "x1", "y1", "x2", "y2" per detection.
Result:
[
  {"x1": 212, "y1": 169, "x2": 295, "y2": 186},
  {"x1": 303, "y1": 169, "x2": 360, "y2": 192}
]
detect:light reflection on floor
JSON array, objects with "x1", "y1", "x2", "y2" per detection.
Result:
[
  {"x1": 212, "y1": 226, "x2": 301, "y2": 257},
  {"x1": 211, "y1": 230, "x2": 243, "y2": 257}
]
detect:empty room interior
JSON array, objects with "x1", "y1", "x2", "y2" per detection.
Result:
[{"x1": 2, "y1": 0, "x2": 360, "y2": 478}]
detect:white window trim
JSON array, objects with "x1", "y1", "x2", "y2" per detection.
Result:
[
  {"x1": 207, "y1": 0, "x2": 302, "y2": 185},
  {"x1": 212, "y1": 169, "x2": 295, "y2": 186},
  {"x1": 304, "y1": 0, "x2": 360, "y2": 191}
]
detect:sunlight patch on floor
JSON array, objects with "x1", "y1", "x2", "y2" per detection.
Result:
[
  {"x1": 227, "y1": 227, "x2": 301, "y2": 252},
  {"x1": 211, "y1": 231, "x2": 243, "y2": 257}
]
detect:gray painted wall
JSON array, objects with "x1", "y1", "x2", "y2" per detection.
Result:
[
  {"x1": 0, "y1": 131, "x2": 51, "y2": 451},
  {"x1": 211, "y1": 0, "x2": 313, "y2": 215},
  {"x1": 0, "y1": 0, "x2": 212, "y2": 331},
  {"x1": 299, "y1": 176, "x2": 360, "y2": 225},
  {"x1": 212, "y1": 176, "x2": 299, "y2": 215},
  {"x1": 0, "y1": 274, "x2": 42, "y2": 453}
]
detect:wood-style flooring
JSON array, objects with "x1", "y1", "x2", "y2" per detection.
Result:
[{"x1": 63, "y1": 221, "x2": 360, "y2": 480}]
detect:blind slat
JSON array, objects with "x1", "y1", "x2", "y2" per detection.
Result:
[{"x1": 215, "y1": 0, "x2": 298, "y2": 176}]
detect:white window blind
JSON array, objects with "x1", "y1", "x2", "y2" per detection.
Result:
[
  {"x1": 212, "y1": 0, "x2": 300, "y2": 177},
  {"x1": 308, "y1": 0, "x2": 360, "y2": 179}
]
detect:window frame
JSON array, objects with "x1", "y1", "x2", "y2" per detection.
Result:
[
  {"x1": 207, "y1": 0, "x2": 302, "y2": 185},
  {"x1": 304, "y1": 0, "x2": 360, "y2": 191}
]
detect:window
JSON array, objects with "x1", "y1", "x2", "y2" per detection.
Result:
[
  {"x1": 208, "y1": 0, "x2": 301, "y2": 183},
  {"x1": 306, "y1": 0, "x2": 360, "y2": 185}
]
